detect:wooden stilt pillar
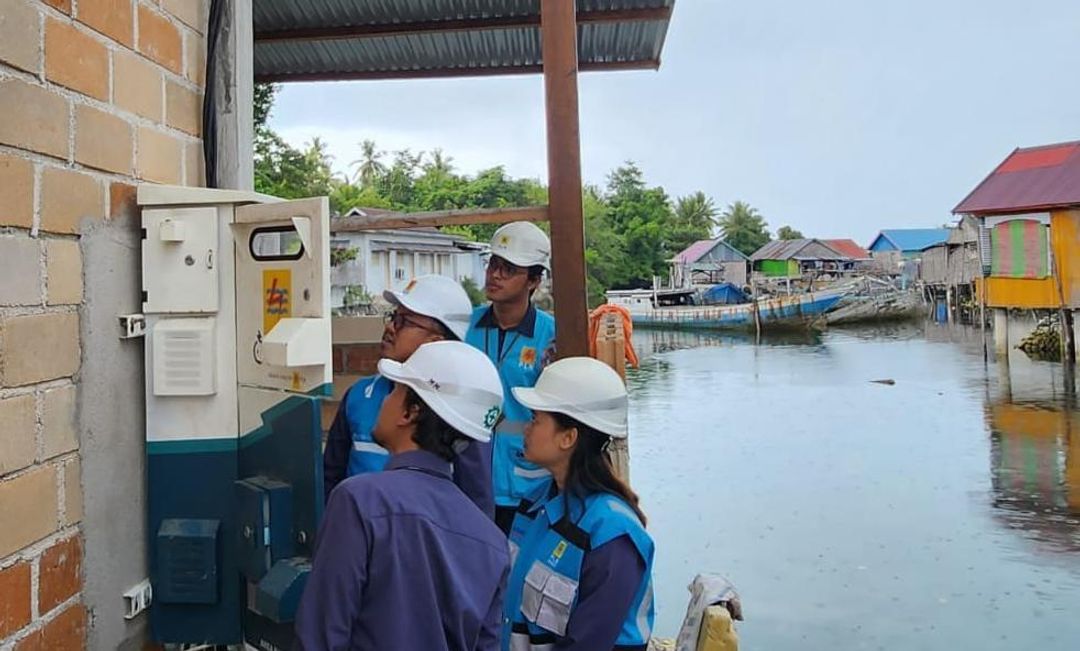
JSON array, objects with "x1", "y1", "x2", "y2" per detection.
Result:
[{"x1": 541, "y1": 0, "x2": 588, "y2": 358}]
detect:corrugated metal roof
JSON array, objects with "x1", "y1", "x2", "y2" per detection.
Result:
[
  {"x1": 822, "y1": 239, "x2": 869, "y2": 260},
  {"x1": 252, "y1": 0, "x2": 674, "y2": 81},
  {"x1": 672, "y1": 238, "x2": 747, "y2": 264},
  {"x1": 750, "y1": 238, "x2": 850, "y2": 262},
  {"x1": 953, "y1": 141, "x2": 1080, "y2": 216},
  {"x1": 868, "y1": 229, "x2": 950, "y2": 253}
]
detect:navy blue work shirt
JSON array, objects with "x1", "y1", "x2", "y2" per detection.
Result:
[
  {"x1": 295, "y1": 449, "x2": 510, "y2": 651},
  {"x1": 323, "y1": 385, "x2": 495, "y2": 518}
]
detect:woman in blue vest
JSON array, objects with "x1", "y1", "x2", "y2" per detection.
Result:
[{"x1": 503, "y1": 357, "x2": 654, "y2": 651}]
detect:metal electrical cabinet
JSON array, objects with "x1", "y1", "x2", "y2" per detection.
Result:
[{"x1": 138, "y1": 186, "x2": 332, "y2": 649}]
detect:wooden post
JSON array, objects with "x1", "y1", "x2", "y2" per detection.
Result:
[
  {"x1": 595, "y1": 313, "x2": 631, "y2": 484},
  {"x1": 541, "y1": 0, "x2": 588, "y2": 358},
  {"x1": 209, "y1": 0, "x2": 254, "y2": 190}
]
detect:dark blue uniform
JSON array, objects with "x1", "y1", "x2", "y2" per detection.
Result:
[
  {"x1": 296, "y1": 450, "x2": 509, "y2": 651},
  {"x1": 323, "y1": 376, "x2": 494, "y2": 517}
]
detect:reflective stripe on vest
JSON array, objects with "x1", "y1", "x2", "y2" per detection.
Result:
[
  {"x1": 502, "y1": 483, "x2": 655, "y2": 651},
  {"x1": 466, "y1": 306, "x2": 556, "y2": 506},
  {"x1": 344, "y1": 375, "x2": 392, "y2": 477}
]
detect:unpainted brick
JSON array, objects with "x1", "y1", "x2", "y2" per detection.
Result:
[
  {"x1": 42, "y1": 0, "x2": 72, "y2": 15},
  {"x1": 46, "y1": 239, "x2": 83, "y2": 305},
  {"x1": 14, "y1": 603, "x2": 86, "y2": 651},
  {"x1": 163, "y1": 0, "x2": 206, "y2": 33},
  {"x1": 166, "y1": 80, "x2": 202, "y2": 136},
  {"x1": 0, "y1": 238, "x2": 42, "y2": 306},
  {"x1": 38, "y1": 535, "x2": 82, "y2": 615},
  {"x1": 113, "y1": 50, "x2": 163, "y2": 121},
  {"x1": 185, "y1": 29, "x2": 206, "y2": 86},
  {"x1": 0, "y1": 78, "x2": 71, "y2": 160},
  {"x1": 45, "y1": 19, "x2": 110, "y2": 102},
  {"x1": 0, "y1": 154, "x2": 35, "y2": 229},
  {"x1": 63, "y1": 459, "x2": 82, "y2": 525},
  {"x1": 0, "y1": 465, "x2": 59, "y2": 558},
  {"x1": 74, "y1": 104, "x2": 134, "y2": 175},
  {"x1": 109, "y1": 182, "x2": 138, "y2": 221},
  {"x1": 40, "y1": 167, "x2": 105, "y2": 235},
  {"x1": 185, "y1": 140, "x2": 205, "y2": 187},
  {"x1": 0, "y1": 312, "x2": 80, "y2": 387},
  {"x1": 77, "y1": 0, "x2": 134, "y2": 47},
  {"x1": 0, "y1": 394, "x2": 36, "y2": 476},
  {"x1": 42, "y1": 384, "x2": 78, "y2": 459},
  {"x1": 136, "y1": 126, "x2": 183, "y2": 184},
  {"x1": 137, "y1": 4, "x2": 182, "y2": 74},
  {"x1": 0, "y1": 562, "x2": 31, "y2": 639},
  {"x1": 0, "y1": 0, "x2": 42, "y2": 74}
]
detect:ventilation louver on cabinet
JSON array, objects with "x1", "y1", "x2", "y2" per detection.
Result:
[{"x1": 152, "y1": 318, "x2": 216, "y2": 396}]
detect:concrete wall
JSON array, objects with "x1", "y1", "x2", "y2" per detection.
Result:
[
  {"x1": 79, "y1": 211, "x2": 149, "y2": 650},
  {"x1": 0, "y1": 1, "x2": 207, "y2": 648}
]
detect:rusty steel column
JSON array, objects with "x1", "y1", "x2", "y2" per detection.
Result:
[{"x1": 541, "y1": 0, "x2": 588, "y2": 358}]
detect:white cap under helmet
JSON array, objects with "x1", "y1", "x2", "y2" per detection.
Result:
[
  {"x1": 512, "y1": 357, "x2": 629, "y2": 438},
  {"x1": 378, "y1": 341, "x2": 504, "y2": 443},
  {"x1": 489, "y1": 221, "x2": 551, "y2": 271},
  {"x1": 382, "y1": 274, "x2": 473, "y2": 341}
]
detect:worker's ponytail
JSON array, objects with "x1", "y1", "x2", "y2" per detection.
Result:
[{"x1": 553, "y1": 412, "x2": 647, "y2": 526}]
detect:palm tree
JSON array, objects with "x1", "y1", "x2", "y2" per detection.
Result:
[
  {"x1": 674, "y1": 191, "x2": 718, "y2": 233},
  {"x1": 350, "y1": 139, "x2": 386, "y2": 188},
  {"x1": 718, "y1": 201, "x2": 770, "y2": 255},
  {"x1": 424, "y1": 148, "x2": 455, "y2": 177}
]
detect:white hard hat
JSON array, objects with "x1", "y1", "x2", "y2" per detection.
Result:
[
  {"x1": 383, "y1": 274, "x2": 473, "y2": 340},
  {"x1": 378, "y1": 341, "x2": 504, "y2": 443},
  {"x1": 512, "y1": 357, "x2": 628, "y2": 438},
  {"x1": 490, "y1": 221, "x2": 551, "y2": 271}
]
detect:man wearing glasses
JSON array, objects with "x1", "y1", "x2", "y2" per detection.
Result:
[
  {"x1": 323, "y1": 274, "x2": 495, "y2": 515},
  {"x1": 465, "y1": 221, "x2": 556, "y2": 534}
]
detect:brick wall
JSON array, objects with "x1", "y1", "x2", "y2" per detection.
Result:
[{"x1": 0, "y1": 1, "x2": 206, "y2": 648}]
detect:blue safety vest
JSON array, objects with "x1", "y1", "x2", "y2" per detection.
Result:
[
  {"x1": 503, "y1": 483, "x2": 655, "y2": 651},
  {"x1": 344, "y1": 375, "x2": 392, "y2": 476},
  {"x1": 466, "y1": 305, "x2": 556, "y2": 507}
]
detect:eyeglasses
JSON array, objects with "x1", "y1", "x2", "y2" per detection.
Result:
[
  {"x1": 486, "y1": 256, "x2": 526, "y2": 278},
  {"x1": 384, "y1": 310, "x2": 439, "y2": 334}
]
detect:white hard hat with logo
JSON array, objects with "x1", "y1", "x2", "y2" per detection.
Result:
[
  {"x1": 383, "y1": 274, "x2": 473, "y2": 340},
  {"x1": 490, "y1": 221, "x2": 551, "y2": 271},
  {"x1": 512, "y1": 357, "x2": 628, "y2": 438},
  {"x1": 378, "y1": 341, "x2": 504, "y2": 443}
]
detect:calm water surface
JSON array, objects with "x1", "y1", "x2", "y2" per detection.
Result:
[{"x1": 628, "y1": 323, "x2": 1080, "y2": 649}]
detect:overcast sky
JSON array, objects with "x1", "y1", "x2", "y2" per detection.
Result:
[{"x1": 268, "y1": 0, "x2": 1080, "y2": 245}]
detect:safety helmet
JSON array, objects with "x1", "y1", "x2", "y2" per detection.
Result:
[
  {"x1": 383, "y1": 274, "x2": 473, "y2": 340},
  {"x1": 489, "y1": 221, "x2": 551, "y2": 271},
  {"x1": 378, "y1": 341, "x2": 504, "y2": 443},
  {"x1": 512, "y1": 357, "x2": 628, "y2": 438}
]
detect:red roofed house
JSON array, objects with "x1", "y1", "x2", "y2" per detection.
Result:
[
  {"x1": 822, "y1": 239, "x2": 871, "y2": 261},
  {"x1": 953, "y1": 140, "x2": 1080, "y2": 356}
]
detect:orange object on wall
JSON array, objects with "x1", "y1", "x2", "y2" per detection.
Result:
[{"x1": 982, "y1": 209, "x2": 1080, "y2": 309}]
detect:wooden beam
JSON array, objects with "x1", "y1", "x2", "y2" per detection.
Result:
[
  {"x1": 254, "y1": 6, "x2": 672, "y2": 43},
  {"x1": 542, "y1": 0, "x2": 589, "y2": 359},
  {"x1": 253, "y1": 59, "x2": 660, "y2": 84},
  {"x1": 336, "y1": 206, "x2": 548, "y2": 232}
]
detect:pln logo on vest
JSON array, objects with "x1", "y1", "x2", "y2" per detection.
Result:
[
  {"x1": 519, "y1": 346, "x2": 537, "y2": 369},
  {"x1": 547, "y1": 540, "x2": 568, "y2": 566}
]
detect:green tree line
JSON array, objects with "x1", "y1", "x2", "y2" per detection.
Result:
[{"x1": 254, "y1": 84, "x2": 774, "y2": 306}]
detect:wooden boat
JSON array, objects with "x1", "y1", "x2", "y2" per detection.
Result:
[
  {"x1": 606, "y1": 287, "x2": 848, "y2": 331},
  {"x1": 825, "y1": 289, "x2": 922, "y2": 326}
]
